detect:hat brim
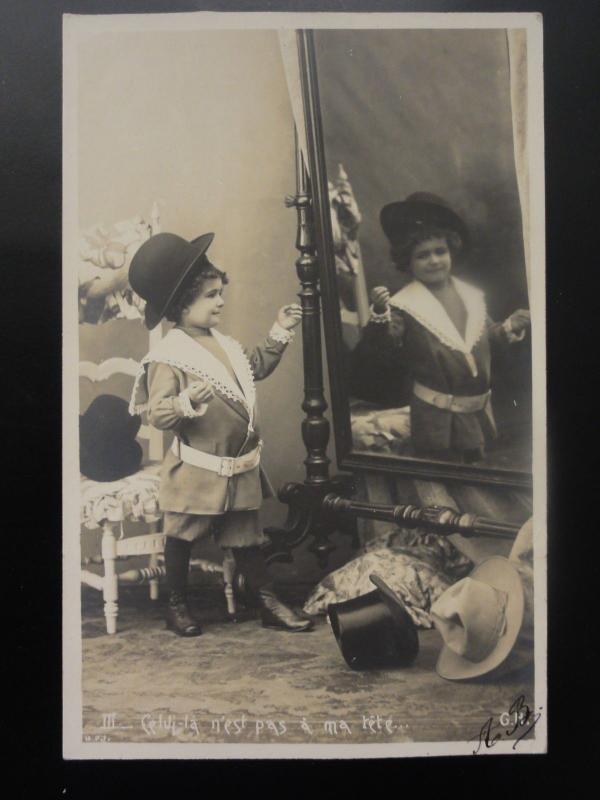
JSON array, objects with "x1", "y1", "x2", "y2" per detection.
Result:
[
  {"x1": 143, "y1": 232, "x2": 215, "y2": 330},
  {"x1": 80, "y1": 439, "x2": 143, "y2": 483},
  {"x1": 380, "y1": 200, "x2": 469, "y2": 251},
  {"x1": 369, "y1": 573, "x2": 419, "y2": 662},
  {"x1": 436, "y1": 557, "x2": 525, "y2": 681}
]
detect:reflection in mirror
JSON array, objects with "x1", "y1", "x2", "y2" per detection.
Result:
[{"x1": 315, "y1": 28, "x2": 532, "y2": 472}]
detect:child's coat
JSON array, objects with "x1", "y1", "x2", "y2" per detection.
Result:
[
  {"x1": 130, "y1": 327, "x2": 287, "y2": 516},
  {"x1": 354, "y1": 277, "x2": 519, "y2": 457}
]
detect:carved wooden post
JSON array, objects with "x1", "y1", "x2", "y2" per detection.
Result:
[
  {"x1": 264, "y1": 128, "x2": 356, "y2": 567},
  {"x1": 292, "y1": 133, "x2": 331, "y2": 488},
  {"x1": 262, "y1": 32, "x2": 359, "y2": 568}
]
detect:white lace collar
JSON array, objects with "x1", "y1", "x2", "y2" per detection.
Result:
[
  {"x1": 389, "y1": 277, "x2": 487, "y2": 355},
  {"x1": 129, "y1": 327, "x2": 256, "y2": 427}
]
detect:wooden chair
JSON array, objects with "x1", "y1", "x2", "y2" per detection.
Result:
[
  {"x1": 79, "y1": 208, "x2": 236, "y2": 635},
  {"x1": 79, "y1": 355, "x2": 238, "y2": 634}
]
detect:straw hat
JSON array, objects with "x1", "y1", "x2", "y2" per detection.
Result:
[{"x1": 431, "y1": 556, "x2": 525, "y2": 681}]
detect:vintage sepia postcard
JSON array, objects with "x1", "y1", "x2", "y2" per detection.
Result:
[{"x1": 63, "y1": 10, "x2": 546, "y2": 758}]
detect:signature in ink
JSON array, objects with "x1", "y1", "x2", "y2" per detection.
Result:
[{"x1": 472, "y1": 695, "x2": 542, "y2": 755}]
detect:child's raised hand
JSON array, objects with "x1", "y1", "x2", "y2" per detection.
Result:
[
  {"x1": 508, "y1": 309, "x2": 531, "y2": 334},
  {"x1": 187, "y1": 380, "x2": 215, "y2": 405},
  {"x1": 371, "y1": 286, "x2": 391, "y2": 313},
  {"x1": 277, "y1": 303, "x2": 303, "y2": 330}
]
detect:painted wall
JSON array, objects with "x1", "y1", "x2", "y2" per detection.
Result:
[
  {"x1": 314, "y1": 28, "x2": 532, "y2": 462},
  {"x1": 315, "y1": 27, "x2": 529, "y2": 316},
  {"x1": 77, "y1": 29, "x2": 351, "y2": 581}
]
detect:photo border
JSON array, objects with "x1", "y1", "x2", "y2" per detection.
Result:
[{"x1": 62, "y1": 8, "x2": 547, "y2": 761}]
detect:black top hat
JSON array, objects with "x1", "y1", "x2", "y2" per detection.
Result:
[
  {"x1": 380, "y1": 192, "x2": 469, "y2": 251},
  {"x1": 129, "y1": 232, "x2": 215, "y2": 329},
  {"x1": 80, "y1": 394, "x2": 143, "y2": 482},
  {"x1": 327, "y1": 573, "x2": 419, "y2": 670}
]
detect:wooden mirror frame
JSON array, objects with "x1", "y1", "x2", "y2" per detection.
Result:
[{"x1": 297, "y1": 29, "x2": 533, "y2": 491}]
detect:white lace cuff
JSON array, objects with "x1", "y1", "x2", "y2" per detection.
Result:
[
  {"x1": 369, "y1": 305, "x2": 392, "y2": 324},
  {"x1": 177, "y1": 389, "x2": 208, "y2": 418},
  {"x1": 268, "y1": 320, "x2": 295, "y2": 344},
  {"x1": 502, "y1": 318, "x2": 526, "y2": 343}
]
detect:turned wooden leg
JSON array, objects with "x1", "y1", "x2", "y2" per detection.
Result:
[
  {"x1": 148, "y1": 521, "x2": 161, "y2": 601},
  {"x1": 148, "y1": 552, "x2": 160, "y2": 600},
  {"x1": 222, "y1": 548, "x2": 237, "y2": 616},
  {"x1": 101, "y1": 522, "x2": 119, "y2": 634}
]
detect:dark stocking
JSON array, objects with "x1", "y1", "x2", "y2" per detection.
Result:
[
  {"x1": 231, "y1": 546, "x2": 271, "y2": 592},
  {"x1": 164, "y1": 537, "x2": 192, "y2": 594}
]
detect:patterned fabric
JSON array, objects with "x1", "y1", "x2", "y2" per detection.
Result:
[
  {"x1": 78, "y1": 215, "x2": 153, "y2": 324},
  {"x1": 351, "y1": 405, "x2": 411, "y2": 455},
  {"x1": 303, "y1": 528, "x2": 473, "y2": 628},
  {"x1": 80, "y1": 464, "x2": 162, "y2": 530}
]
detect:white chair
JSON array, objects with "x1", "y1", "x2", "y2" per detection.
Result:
[{"x1": 79, "y1": 355, "x2": 238, "y2": 634}]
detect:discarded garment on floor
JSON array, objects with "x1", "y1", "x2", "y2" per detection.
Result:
[{"x1": 303, "y1": 528, "x2": 473, "y2": 628}]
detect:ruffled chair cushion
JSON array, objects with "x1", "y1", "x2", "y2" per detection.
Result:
[
  {"x1": 303, "y1": 528, "x2": 473, "y2": 628},
  {"x1": 80, "y1": 464, "x2": 162, "y2": 530}
]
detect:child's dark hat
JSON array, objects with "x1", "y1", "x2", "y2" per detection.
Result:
[
  {"x1": 327, "y1": 573, "x2": 419, "y2": 670},
  {"x1": 129, "y1": 232, "x2": 215, "y2": 329},
  {"x1": 80, "y1": 394, "x2": 143, "y2": 482},
  {"x1": 380, "y1": 192, "x2": 469, "y2": 250}
]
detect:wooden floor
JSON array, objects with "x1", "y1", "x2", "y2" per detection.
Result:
[{"x1": 80, "y1": 583, "x2": 535, "y2": 750}]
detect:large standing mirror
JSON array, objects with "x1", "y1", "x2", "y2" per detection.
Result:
[{"x1": 300, "y1": 27, "x2": 535, "y2": 489}]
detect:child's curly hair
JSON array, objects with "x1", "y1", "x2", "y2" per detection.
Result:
[
  {"x1": 390, "y1": 225, "x2": 463, "y2": 272},
  {"x1": 165, "y1": 257, "x2": 229, "y2": 324}
]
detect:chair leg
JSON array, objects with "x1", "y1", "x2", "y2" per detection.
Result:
[
  {"x1": 148, "y1": 552, "x2": 160, "y2": 600},
  {"x1": 101, "y1": 523, "x2": 119, "y2": 634},
  {"x1": 222, "y1": 548, "x2": 237, "y2": 616}
]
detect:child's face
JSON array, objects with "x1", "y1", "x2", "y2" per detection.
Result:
[
  {"x1": 408, "y1": 236, "x2": 452, "y2": 286},
  {"x1": 182, "y1": 278, "x2": 225, "y2": 329}
]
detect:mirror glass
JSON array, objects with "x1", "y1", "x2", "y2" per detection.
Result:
[{"x1": 313, "y1": 28, "x2": 532, "y2": 473}]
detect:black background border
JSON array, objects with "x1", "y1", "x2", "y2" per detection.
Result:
[{"x1": 3, "y1": 0, "x2": 597, "y2": 789}]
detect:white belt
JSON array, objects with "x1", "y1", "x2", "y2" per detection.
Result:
[
  {"x1": 171, "y1": 438, "x2": 262, "y2": 477},
  {"x1": 413, "y1": 381, "x2": 490, "y2": 414}
]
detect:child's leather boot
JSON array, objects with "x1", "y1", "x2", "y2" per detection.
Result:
[{"x1": 166, "y1": 591, "x2": 202, "y2": 637}]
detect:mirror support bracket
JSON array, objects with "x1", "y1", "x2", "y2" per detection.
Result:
[{"x1": 321, "y1": 494, "x2": 520, "y2": 540}]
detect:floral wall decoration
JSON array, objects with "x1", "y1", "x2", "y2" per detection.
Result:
[{"x1": 78, "y1": 203, "x2": 160, "y2": 324}]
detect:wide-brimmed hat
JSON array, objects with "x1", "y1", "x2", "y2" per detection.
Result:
[
  {"x1": 380, "y1": 192, "x2": 469, "y2": 251},
  {"x1": 431, "y1": 556, "x2": 524, "y2": 681},
  {"x1": 80, "y1": 394, "x2": 143, "y2": 482},
  {"x1": 128, "y1": 232, "x2": 215, "y2": 329},
  {"x1": 327, "y1": 573, "x2": 419, "y2": 670}
]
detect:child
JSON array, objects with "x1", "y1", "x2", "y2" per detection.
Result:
[
  {"x1": 352, "y1": 192, "x2": 530, "y2": 463},
  {"x1": 128, "y1": 231, "x2": 313, "y2": 635}
]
